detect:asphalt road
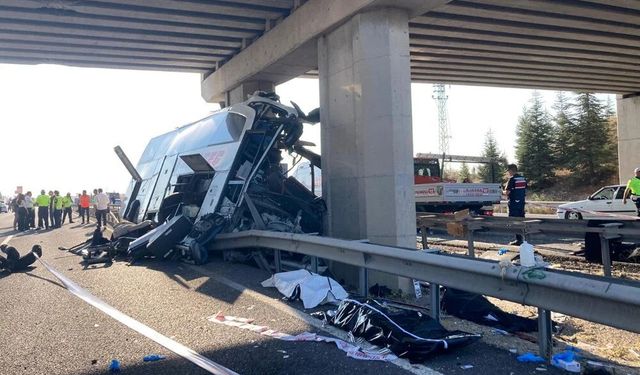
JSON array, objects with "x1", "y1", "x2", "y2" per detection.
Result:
[{"x1": 0, "y1": 213, "x2": 565, "y2": 375}]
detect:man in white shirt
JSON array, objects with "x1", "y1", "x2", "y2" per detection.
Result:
[
  {"x1": 95, "y1": 188, "x2": 111, "y2": 228},
  {"x1": 25, "y1": 191, "x2": 35, "y2": 229}
]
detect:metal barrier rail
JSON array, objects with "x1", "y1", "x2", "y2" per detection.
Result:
[
  {"x1": 210, "y1": 230, "x2": 640, "y2": 337},
  {"x1": 416, "y1": 214, "x2": 640, "y2": 277}
]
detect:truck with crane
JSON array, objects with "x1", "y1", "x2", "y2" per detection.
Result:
[
  {"x1": 413, "y1": 153, "x2": 502, "y2": 215},
  {"x1": 293, "y1": 153, "x2": 502, "y2": 215}
]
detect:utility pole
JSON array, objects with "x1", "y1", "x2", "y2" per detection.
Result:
[{"x1": 433, "y1": 84, "x2": 450, "y2": 155}]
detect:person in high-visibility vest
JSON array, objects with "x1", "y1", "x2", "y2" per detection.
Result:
[
  {"x1": 623, "y1": 167, "x2": 640, "y2": 217},
  {"x1": 35, "y1": 189, "x2": 51, "y2": 230},
  {"x1": 61, "y1": 192, "x2": 75, "y2": 225},
  {"x1": 79, "y1": 190, "x2": 91, "y2": 224},
  {"x1": 53, "y1": 190, "x2": 64, "y2": 228}
]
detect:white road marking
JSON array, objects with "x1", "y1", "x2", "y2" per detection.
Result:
[{"x1": 1, "y1": 235, "x2": 14, "y2": 246}]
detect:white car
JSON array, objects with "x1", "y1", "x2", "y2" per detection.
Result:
[
  {"x1": 0, "y1": 202, "x2": 7, "y2": 213},
  {"x1": 557, "y1": 184, "x2": 637, "y2": 220}
]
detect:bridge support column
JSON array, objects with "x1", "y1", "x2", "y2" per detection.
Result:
[
  {"x1": 226, "y1": 80, "x2": 275, "y2": 106},
  {"x1": 318, "y1": 8, "x2": 415, "y2": 292},
  {"x1": 617, "y1": 95, "x2": 640, "y2": 183}
]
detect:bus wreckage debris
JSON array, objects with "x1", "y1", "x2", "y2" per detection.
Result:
[{"x1": 61, "y1": 92, "x2": 326, "y2": 268}]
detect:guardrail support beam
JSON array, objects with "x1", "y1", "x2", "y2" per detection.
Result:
[
  {"x1": 429, "y1": 282, "x2": 440, "y2": 321},
  {"x1": 467, "y1": 230, "x2": 475, "y2": 257},
  {"x1": 359, "y1": 267, "x2": 369, "y2": 297},
  {"x1": 537, "y1": 308, "x2": 553, "y2": 361},
  {"x1": 420, "y1": 226, "x2": 428, "y2": 250}
]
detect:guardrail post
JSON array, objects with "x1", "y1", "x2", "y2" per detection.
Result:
[
  {"x1": 429, "y1": 282, "x2": 440, "y2": 322},
  {"x1": 537, "y1": 308, "x2": 553, "y2": 361},
  {"x1": 274, "y1": 250, "x2": 282, "y2": 273},
  {"x1": 359, "y1": 267, "x2": 368, "y2": 297},
  {"x1": 420, "y1": 226, "x2": 429, "y2": 250},
  {"x1": 467, "y1": 229, "x2": 475, "y2": 257},
  {"x1": 599, "y1": 234, "x2": 612, "y2": 277}
]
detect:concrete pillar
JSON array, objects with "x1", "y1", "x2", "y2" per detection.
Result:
[
  {"x1": 318, "y1": 8, "x2": 415, "y2": 291},
  {"x1": 617, "y1": 95, "x2": 640, "y2": 183},
  {"x1": 226, "y1": 80, "x2": 275, "y2": 106}
]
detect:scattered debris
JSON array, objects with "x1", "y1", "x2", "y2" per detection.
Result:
[
  {"x1": 209, "y1": 312, "x2": 397, "y2": 362},
  {"x1": 516, "y1": 353, "x2": 545, "y2": 363},
  {"x1": 509, "y1": 348, "x2": 518, "y2": 354},
  {"x1": 442, "y1": 288, "x2": 544, "y2": 333},
  {"x1": 550, "y1": 347, "x2": 581, "y2": 373},
  {"x1": 143, "y1": 354, "x2": 166, "y2": 362},
  {"x1": 261, "y1": 269, "x2": 348, "y2": 309},
  {"x1": 316, "y1": 298, "x2": 480, "y2": 363},
  {"x1": 460, "y1": 364, "x2": 474, "y2": 369},
  {"x1": 491, "y1": 329, "x2": 510, "y2": 336},
  {"x1": 108, "y1": 359, "x2": 121, "y2": 373}
]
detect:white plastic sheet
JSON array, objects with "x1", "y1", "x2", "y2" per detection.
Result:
[{"x1": 261, "y1": 269, "x2": 348, "y2": 309}]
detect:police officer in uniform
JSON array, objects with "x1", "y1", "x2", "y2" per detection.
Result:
[
  {"x1": 623, "y1": 167, "x2": 640, "y2": 216},
  {"x1": 503, "y1": 164, "x2": 527, "y2": 245}
]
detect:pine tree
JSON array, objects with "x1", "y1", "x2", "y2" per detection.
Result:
[
  {"x1": 515, "y1": 92, "x2": 555, "y2": 188},
  {"x1": 459, "y1": 162, "x2": 471, "y2": 182},
  {"x1": 571, "y1": 93, "x2": 617, "y2": 184},
  {"x1": 478, "y1": 130, "x2": 506, "y2": 183},
  {"x1": 552, "y1": 92, "x2": 574, "y2": 169},
  {"x1": 604, "y1": 96, "x2": 619, "y2": 181}
]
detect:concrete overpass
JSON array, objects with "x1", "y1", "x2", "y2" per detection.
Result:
[{"x1": 2, "y1": 0, "x2": 639, "y2": 286}]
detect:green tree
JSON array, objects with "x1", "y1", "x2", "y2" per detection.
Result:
[
  {"x1": 515, "y1": 92, "x2": 556, "y2": 188},
  {"x1": 570, "y1": 93, "x2": 617, "y2": 184},
  {"x1": 478, "y1": 130, "x2": 506, "y2": 183},
  {"x1": 552, "y1": 92, "x2": 575, "y2": 169},
  {"x1": 459, "y1": 162, "x2": 471, "y2": 182}
]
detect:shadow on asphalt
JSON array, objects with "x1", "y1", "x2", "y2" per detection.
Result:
[
  {"x1": 0, "y1": 266, "x2": 41, "y2": 282},
  {"x1": 130, "y1": 258, "x2": 246, "y2": 305},
  {"x1": 24, "y1": 271, "x2": 66, "y2": 289}
]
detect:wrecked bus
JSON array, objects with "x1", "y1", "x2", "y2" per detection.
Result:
[{"x1": 115, "y1": 92, "x2": 324, "y2": 262}]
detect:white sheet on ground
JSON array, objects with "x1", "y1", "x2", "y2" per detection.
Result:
[{"x1": 261, "y1": 269, "x2": 348, "y2": 309}]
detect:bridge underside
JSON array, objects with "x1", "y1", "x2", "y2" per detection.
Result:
[{"x1": 1, "y1": 1, "x2": 638, "y2": 95}]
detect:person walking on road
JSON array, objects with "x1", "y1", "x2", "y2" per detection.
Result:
[
  {"x1": 36, "y1": 190, "x2": 50, "y2": 230},
  {"x1": 61, "y1": 192, "x2": 74, "y2": 225},
  {"x1": 623, "y1": 167, "x2": 640, "y2": 216},
  {"x1": 79, "y1": 190, "x2": 91, "y2": 224},
  {"x1": 53, "y1": 190, "x2": 63, "y2": 228},
  {"x1": 95, "y1": 188, "x2": 110, "y2": 228},
  {"x1": 503, "y1": 164, "x2": 527, "y2": 246}
]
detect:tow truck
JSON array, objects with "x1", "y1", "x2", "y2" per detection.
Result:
[
  {"x1": 293, "y1": 153, "x2": 502, "y2": 216},
  {"x1": 413, "y1": 153, "x2": 502, "y2": 215}
]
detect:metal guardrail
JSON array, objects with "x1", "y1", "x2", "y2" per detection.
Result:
[
  {"x1": 416, "y1": 214, "x2": 640, "y2": 277},
  {"x1": 211, "y1": 230, "x2": 640, "y2": 360}
]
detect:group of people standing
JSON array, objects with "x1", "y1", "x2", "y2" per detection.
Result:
[{"x1": 11, "y1": 188, "x2": 112, "y2": 232}]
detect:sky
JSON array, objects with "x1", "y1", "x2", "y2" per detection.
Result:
[{"x1": 0, "y1": 63, "x2": 615, "y2": 198}]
